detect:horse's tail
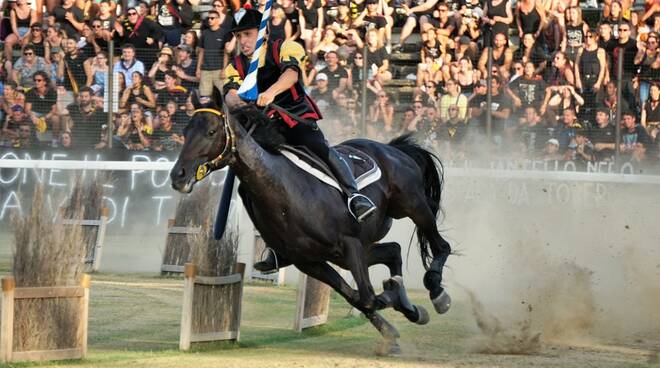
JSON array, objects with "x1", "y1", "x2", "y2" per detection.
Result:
[{"x1": 388, "y1": 134, "x2": 444, "y2": 269}]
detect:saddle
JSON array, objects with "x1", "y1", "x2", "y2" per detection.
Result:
[{"x1": 279, "y1": 144, "x2": 381, "y2": 192}]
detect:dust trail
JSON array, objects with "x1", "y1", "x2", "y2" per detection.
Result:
[{"x1": 463, "y1": 287, "x2": 542, "y2": 355}]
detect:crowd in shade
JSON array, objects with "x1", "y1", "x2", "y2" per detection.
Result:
[{"x1": 0, "y1": 0, "x2": 658, "y2": 165}]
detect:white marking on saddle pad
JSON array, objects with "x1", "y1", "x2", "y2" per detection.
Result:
[{"x1": 280, "y1": 150, "x2": 381, "y2": 192}]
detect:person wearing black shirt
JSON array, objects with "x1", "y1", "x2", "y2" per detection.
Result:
[
  {"x1": 25, "y1": 71, "x2": 59, "y2": 143},
  {"x1": 519, "y1": 105, "x2": 551, "y2": 157},
  {"x1": 508, "y1": 61, "x2": 546, "y2": 108},
  {"x1": 62, "y1": 87, "x2": 108, "y2": 149},
  {"x1": 117, "y1": 7, "x2": 161, "y2": 67},
  {"x1": 155, "y1": 0, "x2": 193, "y2": 46},
  {"x1": 173, "y1": 44, "x2": 199, "y2": 92},
  {"x1": 198, "y1": 9, "x2": 232, "y2": 96},
  {"x1": 589, "y1": 107, "x2": 616, "y2": 160},
  {"x1": 57, "y1": 38, "x2": 87, "y2": 93},
  {"x1": 52, "y1": 0, "x2": 84, "y2": 39}
]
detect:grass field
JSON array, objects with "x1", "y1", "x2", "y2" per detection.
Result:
[{"x1": 0, "y1": 272, "x2": 657, "y2": 368}]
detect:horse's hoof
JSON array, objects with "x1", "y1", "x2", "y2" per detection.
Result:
[
  {"x1": 375, "y1": 339, "x2": 401, "y2": 356},
  {"x1": 413, "y1": 305, "x2": 430, "y2": 325},
  {"x1": 432, "y1": 290, "x2": 451, "y2": 314}
]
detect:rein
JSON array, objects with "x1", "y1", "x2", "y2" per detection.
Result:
[{"x1": 192, "y1": 107, "x2": 257, "y2": 181}]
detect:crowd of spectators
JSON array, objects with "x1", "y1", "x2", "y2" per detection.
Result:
[{"x1": 0, "y1": 0, "x2": 658, "y2": 166}]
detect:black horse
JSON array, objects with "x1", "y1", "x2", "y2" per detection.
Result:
[{"x1": 170, "y1": 95, "x2": 452, "y2": 353}]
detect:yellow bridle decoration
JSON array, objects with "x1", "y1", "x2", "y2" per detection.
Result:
[
  {"x1": 193, "y1": 108, "x2": 224, "y2": 117},
  {"x1": 192, "y1": 107, "x2": 235, "y2": 181}
]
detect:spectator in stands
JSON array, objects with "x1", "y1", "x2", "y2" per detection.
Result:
[
  {"x1": 635, "y1": 31, "x2": 659, "y2": 107},
  {"x1": 478, "y1": 33, "x2": 512, "y2": 81},
  {"x1": 85, "y1": 51, "x2": 108, "y2": 95},
  {"x1": 15, "y1": 122, "x2": 38, "y2": 148},
  {"x1": 182, "y1": 30, "x2": 199, "y2": 53},
  {"x1": 540, "y1": 85, "x2": 584, "y2": 119},
  {"x1": 353, "y1": 28, "x2": 392, "y2": 89},
  {"x1": 518, "y1": 105, "x2": 550, "y2": 157},
  {"x1": 151, "y1": 109, "x2": 184, "y2": 151},
  {"x1": 59, "y1": 131, "x2": 73, "y2": 148},
  {"x1": 62, "y1": 86, "x2": 108, "y2": 149},
  {"x1": 280, "y1": 0, "x2": 301, "y2": 42},
  {"x1": 516, "y1": 0, "x2": 545, "y2": 41},
  {"x1": 642, "y1": 83, "x2": 660, "y2": 132},
  {"x1": 563, "y1": 5, "x2": 589, "y2": 62},
  {"x1": 4, "y1": 0, "x2": 37, "y2": 61},
  {"x1": 538, "y1": 14, "x2": 563, "y2": 58},
  {"x1": 53, "y1": 0, "x2": 85, "y2": 39},
  {"x1": 438, "y1": 79, "x2": 467, "y2": 122},
  {"x1": 540, "y1": 138, "x2": 562, "y2": 160},
  {"x1": 310, "y1": 73, "x2": 333, "y2": 109},
  {"x1": 429, "y1": 2, "x2": 459, "y2": 51},
  {"x1": 312, "y1": 25, "x2": 340, "y2": 59},
  {"x1": 2, "y1": 105, "x2": 32, "y2": 143},
  {"x1": 156, "y1": 70, "x2": 188, "y2": 108},
  {"x1": 313, "y1": 51, "x2": 349, "y2": 102},
  {"x1": 172, "y1": 44, "x2": 198, "y2": 92},
  {"x1": 298, "y1": 0, "x2": 324, "y2": 54},
  {"x1": 393, "y1": 0, "x2": 440, "y2": 51},
  {"x1": 437, "y1": 105, "x2": 468, "y2": 154},
  {"x1": 148, "y1": 47, "x2": 174, "y2": 90},
  {"x1": 197, "y1": 9, "x2": 231, "y2": 97},
  {"x1": 612, "y1": 21, "x2": 638, "y2": 106},
  {"x1": 1, "y1": 83, "x2": 26, "y2": 117},
  {"x1": 508, "y1": 61, "x2": 546, "y2": 109},
  {"x1": 514, "y1": 33, "x2": 546, "y2": 67},
  {"x1": 571, "y1": 128, "x2": 595, "y2": 162},
  {"x1": 368, "y1": 90, "x2": 394, "y2": 135},
  {"x1": 401, "y1": 105, "x2": 422, "y2": 133},
  {"x1": 268, "y1": 4, "x2": 292, "y2": 43},
  {"x1": 12, "y1": 45, "x2": 49, "y2": 89},
  {"x1": 590, "y1": 107, "x2": 616, "y2": 160},
  {"x1": 621, "y1": 110, "x2": 653, "y2": 153},
  {"x1": 57, "y1": 38, "x2": 88, "y2": 94},
  {"x1": 25, "y1": 71, "x2": 59, "y2": 144},
  {"x1": 114, "y1": 44, "x2": 145, "y2": 89},
  {"x1": 24, "y1": 23, "x2": 48, "y2": 61},
  {"x1": 79, "y1": 23, "x2": 100, "y2": 60},
  {"x1": 45, "y1": 25, "x2": 66, "y2": 59},
  {"x1": 544, "y1": 51, "x2": 575, "y2": 87},
  {"x1": 599, "y1": 81, "x2": 629, "y2": 122},
  {"x1": 575, "y1": 30, "x2": 607, "y2": 111},
  {"x1": 116, "y1": 103, "x2": 152, "y2": 150},
  {"x1": 120, "y1": 71, "x2": 156, "y2": 111},
  {"x1": 353, "y1": 0, "x2": 389, "y2": 42},
  {"x1": 481, "y1": 0, "x2": 513, "y2": 47},
  {"x1": 155, "y1": 0, "x2": 193, "y2": 47},
  {"x1": 116, "y1": 7, "x2": 161, "y2": 65},
  {"x1": 556, "y1": 108, "x2": 581, "y2": 151}
]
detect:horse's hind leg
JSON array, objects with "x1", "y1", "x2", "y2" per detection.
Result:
[
  {"x1": 405, "y1": 199, "x2": 452, "y2": 315},
  {"x1": 295, "y1": 261, "x2": 401, "y2": 355},
  {"x1": 367, "y1": 243, "x2": 429, "y2": 325}
]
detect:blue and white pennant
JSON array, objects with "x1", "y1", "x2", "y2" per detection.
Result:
[{"x1": 236, "y1": 0, "x2": 273, "y2": 101}]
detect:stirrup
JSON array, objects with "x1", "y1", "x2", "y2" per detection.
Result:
[
  {"x1": 347, "y1": 193, "x2": 377, "y2": 222},
  {"x1": 255, "y1": 247, "x2": 279, "y2": 275}
]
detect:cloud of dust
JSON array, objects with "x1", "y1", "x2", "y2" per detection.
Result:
[{"x1": 442, "y1": 158, "x2": 660, "y2": 352}]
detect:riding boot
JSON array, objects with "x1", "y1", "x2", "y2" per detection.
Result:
[{"x1": 327, "y1": 148, "x2": 377, "y2": 222}]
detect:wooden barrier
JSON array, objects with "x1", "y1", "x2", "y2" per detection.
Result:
[
  {"x1": 0, "y1": 275, "x2": 91, "y2": 363},
  {"x1": 61, "y1": 208, "x2": 109, "y2": 272},
  {"x1": 251, "y1": 231, "x2": 286, "y2": 284},
  {"x1": 179, "y1": 262, "x2": 245, "y2": 351},
  {"x1": 161, "y1": 219, "x2": 209, "y2": 275},
  {"x1": 293, "y1": 273, "x2": 332, "y2": 332}
]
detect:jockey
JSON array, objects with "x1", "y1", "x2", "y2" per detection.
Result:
[{"x1": 222, "y1": 5, "x2": 377, "y2": 224}]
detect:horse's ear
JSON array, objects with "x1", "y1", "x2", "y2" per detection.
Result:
[
  {"x1": 211, "y1": 86, "x2": 224, "y2": 111},
  {"x1": 191, "y1": 89, "x2": 202, "y2": 110}
]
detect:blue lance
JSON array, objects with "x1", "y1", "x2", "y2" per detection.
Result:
[{"x1": 214, "y1": 0, "x2": 273, "y2": 240}]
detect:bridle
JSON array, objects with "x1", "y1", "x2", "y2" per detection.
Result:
[{"x1": 192, "y1": 108, "x2": 236, "y2": 181}]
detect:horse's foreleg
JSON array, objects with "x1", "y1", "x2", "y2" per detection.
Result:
[
  {"x1": 367, "y1": 243, "x2": 429, "y2": 325},
  {"x1": 294, "y1": 261, "x2": 401, "y2": 356},
  {"x1": 344, "y1": 238, "x2": 380, "y2": 313}
]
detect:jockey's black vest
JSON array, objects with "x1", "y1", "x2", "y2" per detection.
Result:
[{"x1": 232, "y1": 39, "x2": 321, "y2": 127}]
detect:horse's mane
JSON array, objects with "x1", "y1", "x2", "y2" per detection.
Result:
[{"x1": 230, "y1": 104, "x2": 286, "y2": 152}]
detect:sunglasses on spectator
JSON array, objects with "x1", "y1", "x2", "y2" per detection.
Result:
[
  {"x1": 34, "y1": 78, "x2": 44, "y2": 82},
  {"x1": 23, "y1": 52, "x2": 33, "y2": 56},
  {"x1": 620, "y1": 28, "x2": 630, "y2": 32},
  {"x1": 127, "y1": 11, "x2": 138, "y2": 15},
  {"x1": 93, "y1": 24, "x2": 102, "y2": 28},
  {"x1": 31, "y1": 27, "x2": 41, "y2": 31}
]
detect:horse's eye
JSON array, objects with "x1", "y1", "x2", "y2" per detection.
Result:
[{"x1": 208, "y1": 130, "x2": 216, "y2": 136}]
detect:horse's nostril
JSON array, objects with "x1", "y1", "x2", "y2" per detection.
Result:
[{"x1": 178, "y1": 167, "x2": 185, "y2": 178}]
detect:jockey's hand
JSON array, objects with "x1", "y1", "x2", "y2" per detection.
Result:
[{"x1": 256, "y1": 91, "x2": 275, "y2": 107}]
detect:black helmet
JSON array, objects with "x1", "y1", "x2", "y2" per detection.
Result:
[{"x1": 231, "y1": 4, "x2": 263, "y2": 32}]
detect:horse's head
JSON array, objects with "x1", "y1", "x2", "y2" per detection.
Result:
[{"x1": 170, "y1": 91, "x2": 232, "y2": 193}]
